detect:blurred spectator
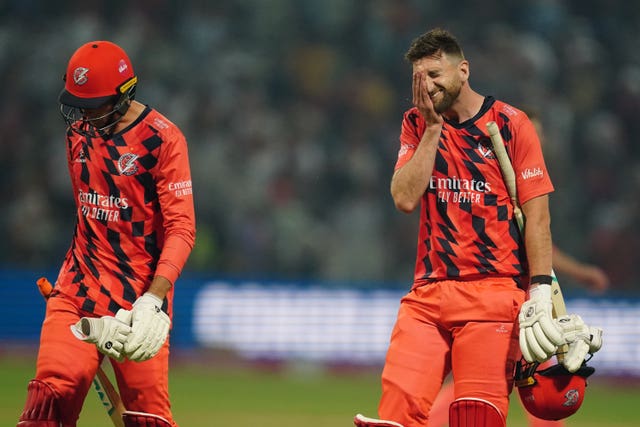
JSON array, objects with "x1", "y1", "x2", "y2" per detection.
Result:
[{"x1": 0, "y1": 0, "x2": 637, "y2": 290}]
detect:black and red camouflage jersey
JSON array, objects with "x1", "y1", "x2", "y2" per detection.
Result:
[
  {"x1": 395, "y1": 97, "x2": 553, "y2": 286},
  {"x1": 55, "y1": 107, "x2": 195, "y2": 317}
]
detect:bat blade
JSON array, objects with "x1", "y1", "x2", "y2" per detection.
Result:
[{"x1": 95, "y1": 368, "x2": 126, "y2": 427}]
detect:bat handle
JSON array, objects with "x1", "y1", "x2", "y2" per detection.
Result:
[{"x1": 37, "y1": 277, "x2": 54, "y2": 300}]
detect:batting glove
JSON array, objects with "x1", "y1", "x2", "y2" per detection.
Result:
[
  {"x1": 124, "y1": 292, "x2": 171, "y2": 362},
  {"x1": 556, "y1": 314, "x2": 603, "y2": 372},
  {"x1": 519, "y1": 284, "x2": 565, "y2": 363},
  {"x1": 70, "y1": 309, "x2": 132, "y2": 361}
]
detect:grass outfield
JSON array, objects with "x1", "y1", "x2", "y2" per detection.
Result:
[{"x1": 1, "y1": 353, "x2": 637, "y2": 426}]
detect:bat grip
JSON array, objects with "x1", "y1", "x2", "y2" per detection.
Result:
[{"x1": 37, "y1": 277, "x2": 54, "y2": 300}]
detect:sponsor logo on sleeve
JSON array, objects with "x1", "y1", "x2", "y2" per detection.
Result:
[
  {"x1": 521, "y1": 167, "x2": 544, "y2": 180},
  {"x1": 398, "y1": 144, "x2": 416, "y2": 158},
  {"x1": 169, "y1": 180, "x2": 192, "y2": 197}
]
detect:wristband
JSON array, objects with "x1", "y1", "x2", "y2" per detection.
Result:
[{"x1": 530, "y1": 275, "x2": 553, "y2": 286}]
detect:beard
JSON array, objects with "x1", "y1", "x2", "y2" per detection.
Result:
[{"x1": 432, "y1": 81, "x2": 462, "y2": 114}]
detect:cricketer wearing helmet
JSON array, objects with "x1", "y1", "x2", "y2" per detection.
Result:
[
  {"x1": 17, "y1": 41, "x2": 195, "y2": 427},
  {"x1": 354, "y1": 28, "x2": 601, "y2": 427}
]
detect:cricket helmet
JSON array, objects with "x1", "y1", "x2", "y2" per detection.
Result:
[
  {"x1": 514, "y1": 359, "x2": 595, "y2": 421},
  {"x1": 59, "y1": 41, "x2": 137, "y2": 136}
]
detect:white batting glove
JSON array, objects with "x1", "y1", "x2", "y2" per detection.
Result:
[
  {"x1": 556, "y1": 314, "x2": 603, "y2": 373},
  {"x1": 124, "y1": 292, "x2": 171, "y2": 362},
  {"x1": 519, "y1": 284, "x2": 565, "y2": 363},
  {"x1": 588, "y1": 325, "x2": 603, "y2": 353},
  {"x1": 70, "y1": 309, "x2": 132, "y2": 361}
]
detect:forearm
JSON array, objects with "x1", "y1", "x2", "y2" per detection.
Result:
[
  {"x1": 147, "y1": 275, "x2": 173, "y2": 300},
  {"x1": 522, "y1": 195, "x2": 553, "y2": 280},
  {"x1": 390, "y1": 126, "x2": 441, "y2": 212},
  {"x1": 155, "y1": 230, "x2": 195, "y2": 286}
]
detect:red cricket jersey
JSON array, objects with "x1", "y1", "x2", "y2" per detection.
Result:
[
  {"x1": 55, "y1": 107, "x2": 196, "y2": 316},
  {"x1": 395, "y1": 97, "x2": 553, "y2": 285}
]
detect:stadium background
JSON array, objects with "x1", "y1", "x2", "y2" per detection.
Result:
[{"x1": 1, "y1": 0, "x2": 638, "y2": 425}]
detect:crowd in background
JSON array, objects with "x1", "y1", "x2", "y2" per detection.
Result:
[{"x1": 1, "y1": 0, "x2": 638, "y2": 290}]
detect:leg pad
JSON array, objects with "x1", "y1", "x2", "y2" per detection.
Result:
[
  {"x1": 353, "y1": 413, "x2": 404, "y2": 427},
  {"x1": 17, "y1": 379, "x2": 60, "y2": 426},
  {"x1": 122, "y1": 411, "x2": 172, "y2": 427},
  {"x1": 449, "y1": 398, "x2": 505, "y2": 427}
]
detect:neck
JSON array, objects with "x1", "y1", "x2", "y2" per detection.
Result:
[
  {"x1": 113, "y1": 100, "x2": 145, "y2": 133},
  {"x1": 442, "y1": 85, "x2": 484, "y2": 124}
]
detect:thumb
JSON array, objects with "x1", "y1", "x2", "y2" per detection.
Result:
[{"x1": 70, "y1": 317, "x2": 103, "y2": 342}]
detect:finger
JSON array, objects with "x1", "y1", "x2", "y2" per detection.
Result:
[
  {"x1": 419, "y1": 76, "x2": 430, "y2": 108},
  {"x1": 109, "y1": 341, "x2": 124, "y2": 354},
  {"x1": 115, "y1": 331, "x2": 128, "y2": 343},
  {"x1": 538, "y1": 315, "x2": 564, "y2": 345},
  {"x1": 124, "y1": 335, "x2": 142, "y2": 354},
  {"x1": 564, "y1": 341, "x2": 589, "y2": 373},
  {"x1": 117, "y1": 324, "x2": 132, "y2": 337},
  {"x1": 128, "y1": 342, "x2": 147, "y2": 361},
  {"x1": 116, "y1": 308, "x2": 132, "y2": 324},
  {"x1": 532, "y1": 322, "x2": 558, "y2": 354},
  {"x1": 520, "y1": 331, "x2": 536, "y2": 362},
  {"x1": 412, "y1": 73, "x2": 422, "y2": 107},
  {"x1": 525, "y1": 327, "x2": 548, "y2": 361},
  {"x1": 589, "y1": 327, "x2": 603, "y2": 352}
]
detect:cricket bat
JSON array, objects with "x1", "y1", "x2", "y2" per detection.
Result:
[
  {"x1": 485, "y1": 121, "x2": 569, "y2": 360},
  {"x1": 36, "y1": 277, "x2": 126, "y2": 427}
]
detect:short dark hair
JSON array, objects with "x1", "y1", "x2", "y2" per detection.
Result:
[{"x1": 405, "y1": 28, "x2": 465, "y2": 63}]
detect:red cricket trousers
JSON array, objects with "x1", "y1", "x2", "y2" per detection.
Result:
[
  {"x1": 33, "y1": 295, "x2": 176, "y2": 426},
  {"x1": 379, "y1": 278, "x2": 525, "y2": 427}
]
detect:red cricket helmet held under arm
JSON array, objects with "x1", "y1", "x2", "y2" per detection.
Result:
[{"x1": 515, "y1": 359, "x2": 595, "y2": 421}]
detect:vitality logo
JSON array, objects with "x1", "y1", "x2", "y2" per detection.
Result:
[{"x1": 521, "y1": 167, "x2": 543, "y2": 180}]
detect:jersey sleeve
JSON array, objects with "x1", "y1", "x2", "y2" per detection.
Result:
[
  {"x1": 153, "y1": 127, "x2": 196, "y2": 285},
  {"x1": 509, "y1": 115, "x2": 554, "y2": 205},
  {"x1": 65, "y1": 132, "x2": 81, "y2": 199},
  {"x1": 395, "y1": 108, "x2": 424, "y2": 170}
]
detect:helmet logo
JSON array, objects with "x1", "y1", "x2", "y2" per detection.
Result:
[
  {"x1": 117, "y1": 153, "x2": 139, "y2": 176},
  {"x1": 118, "y1": 60, "x2": 128, "y2": 74},
  {"x1": 73, "y1": 67, "x2": 89, "y2": 85},
  {"x1": 563, "y1": 389, "x2": 579, "y2": 407}
]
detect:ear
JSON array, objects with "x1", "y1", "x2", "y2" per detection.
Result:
[{"x1": 458, "y1": 59, "x2": 470, "y2": 83}]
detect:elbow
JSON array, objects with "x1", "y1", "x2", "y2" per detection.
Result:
[
  {"x1": 393, "y1": 196, "x2": 418, "y2": 213},
  {"x1": 390, "y1": 173, "x2": 420, "y2": 213}
]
